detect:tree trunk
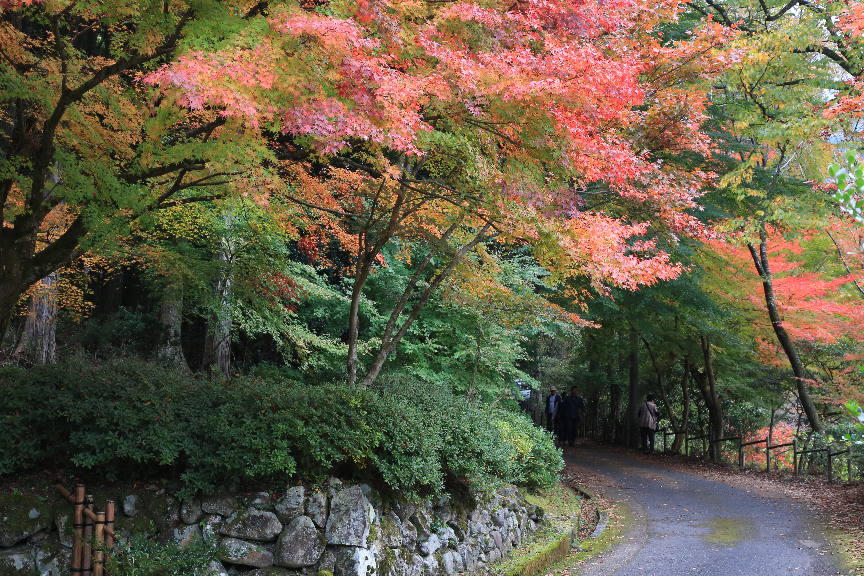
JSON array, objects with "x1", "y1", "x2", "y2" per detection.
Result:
[
  {"x1": 587, "y1": 352, "x2": 600, "y2": 436},
  {"x1": 212, "y1": 273, "x2": 232, "y2": 376},
  {"x1": 359, "y1": 222, "x2": 491, "y2": 387},
  {"x1": 643, "y1": 338, "x2": 683, "y2": 453},
  {"x1": 204, "y1": 217, "x2": 234, "y2": 377},
  {"x1": 690, "y1": 335, "x2": 724, "y2": 461},
  {"x1": 17, "y1": 272, "x2": 58, "y2": 364},
  {"x1": 627, "y1": 329, "x2": 640, "y2": 447},
  {"x1": 672, "y1": 357, "x2": 691, "y2": 454},
  {"x1": 158, "y1": 281, "x2": 189, "y2": 371},
  {"x1": 747, "y1": 227, "x2": 823, "y2": 432}
]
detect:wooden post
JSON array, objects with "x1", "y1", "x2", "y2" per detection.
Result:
[
  {"x1": 848, "y1": 456, "x2": 853, "y2": 484},
  {"x1": 105, "y1": 501, "x2": 114, "y2": 548},
  {"x1": 828, "y1": 449, "x2": 833, "y2": 484},
  {"x1": 738, "y1": 441, "x2": 744, "y2": 468},
  {"x1": 766, "y1": 443, "x2": 771, "y2": 473},
  {"x1": 105, "y1": 500, "x2": 114, "y2": 576},
  {"x1": 93, "y1": 512, "x2": 105, "y2": 576},
  {"x1": 685, "y1": 434, "x2": 689, "y2": 457},
  {"x1": 72, "y1": 485, "x2": 85, "y2": 575},
  {"x1": 83, "y1": 494, "x2": 93, "y2": 576}
]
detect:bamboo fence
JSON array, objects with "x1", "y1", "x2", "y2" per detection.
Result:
[{"x1": 56, "y1": 484, "x2": 115, "y2": 576}]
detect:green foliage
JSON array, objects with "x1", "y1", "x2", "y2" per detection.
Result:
[
  {"x1": 844, "y1": 401, "x2": 864, "y2": 444},
  {"x1": 106, "y1": 531, "x2": 224, "y2": 576},
  {"x1": 0, "y1": 357, "x2": 561, "y2": 499},
  {"x1": 829, "y1": 152, "x2": 864, "y2": 223}
]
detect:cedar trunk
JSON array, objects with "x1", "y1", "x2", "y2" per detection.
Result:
[
  {"x1": 158, "y1": 282, "x2": 189, "y2": 371},
  {"x1": 17, "y1": 273, "x2": 58, "y2": 364}
]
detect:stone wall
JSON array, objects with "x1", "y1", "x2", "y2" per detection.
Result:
[{"x1": 0, "y1": 480, "x2": 543, "y2": 576}]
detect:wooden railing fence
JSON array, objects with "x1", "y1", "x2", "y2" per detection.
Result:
[
  {"x1": 654, "y1": 429, "x2": 859, "y2": 482},
  {"x1": 55, "y1": 484, "x2": 115, "y2": 576}
]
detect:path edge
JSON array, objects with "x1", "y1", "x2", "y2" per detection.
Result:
[{"x1": 504, "y1": 484, "x2": 598, "y2": 576}]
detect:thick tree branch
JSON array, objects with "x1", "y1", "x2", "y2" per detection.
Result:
[{"x1": 825, "y1": 229, "x2": 864, "y2": 298}]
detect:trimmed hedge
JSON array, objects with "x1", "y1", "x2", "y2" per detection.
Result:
[{"x1": 1, "y1": 358, "x2": 562, "y2": 499}]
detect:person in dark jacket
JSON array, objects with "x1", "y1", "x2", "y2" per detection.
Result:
[
  {"x1": 556, "y1": 392, "x2": 568, "y2": 443},
  {"x1": 562, "y1": 385, "x2": 585, "y2": 446}
]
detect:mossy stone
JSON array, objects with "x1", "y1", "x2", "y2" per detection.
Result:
[
  {"x1": 113, "y1": 512, "x2": 158, "y2": 539},
  {"x1": 378, "y1": 547, "x2": 397, "y2": 576},
  {"x1": 0, "y1": 494, "x2": 52, "y2": 548},
  {"x1": 143, "y1": 494, "x2": 180, "y2": 532},
  {"x1": 0, "y1": 544, "x2": 36, "y2": 575}
]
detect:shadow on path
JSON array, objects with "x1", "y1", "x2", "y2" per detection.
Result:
[{"x1": 564, "y1": 446, "x2": 840, "y2": 576}]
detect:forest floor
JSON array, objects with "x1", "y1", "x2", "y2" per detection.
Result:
[{"x1": 554, "y1": 440, "x2": 864, "y2": 576}]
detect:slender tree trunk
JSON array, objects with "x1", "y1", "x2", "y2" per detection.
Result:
[
  {"x1": 158, "y1": 281, "x2": 189, "y2": 371},
  {"x1": 467, "y1": 326, "x2": 482, "y2": 401},
  {"x1": 768, "y1": 406, "x2": 777, "y2": 447},
  {"x1": 588, "y1": 351, "x2": 600, "y2": 436},
  {"x1": 643, "y1": 338, "x2": 682, "y2": 452},
  {"x1": 747, "y1": 227, "x2": 823, "y2": 432},
  {"x1": 627, "y1": 329, "x2": 640, "y2": 447},
  {"x1": 17, "y1": 272, "x2": 58, "y2": 364},
  {"x1": 690, "y1": 335, "x2": 724, "y2": 461},
  {"x1": 610, "y1": 332, "x2": 626, "y2": 443},
  {"x1": 359, "y1": 223, "x2": 491, "y2": 387},
  {"x1": 672, "y1": 357, "x2": 691, "y2": 454}
]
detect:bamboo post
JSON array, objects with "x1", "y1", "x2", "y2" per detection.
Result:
[
  {"x1": 105, "y1": 501, "x2": 114, "y2": 549},
  {"x1": 83, "y1": 494, "x2": 93, "y2": 576},
  {"x1": 105, "y1": 500, "x2": 114, "y2": 576},
  {"x1": 93, "y1": 512, "x2": 105, "y2": 576},
  {"x1": 72, "y1": 485, "x2": 85, "y2": 575}
]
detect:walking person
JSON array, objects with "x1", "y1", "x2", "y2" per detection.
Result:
[
  {"x1": 638, "y1": 393, "x2": 660, "y2": 454},
  {"x1": 563, "y1": 385, "x2": 586, "y2": 446},
  {"x1": 545, "y1": 387, "x2": 561, "y2": 436},
  {"x1": 556, "y1": 392, "x2": 568, "y2": 443}
]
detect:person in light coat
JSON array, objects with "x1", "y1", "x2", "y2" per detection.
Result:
[{"x1": 637, "y1": 393, "x2": 660, "y2": 454}]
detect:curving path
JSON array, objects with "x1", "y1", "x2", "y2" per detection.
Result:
[{"x1": 564, "y1": 446, "x2": 842, "y2": 576}]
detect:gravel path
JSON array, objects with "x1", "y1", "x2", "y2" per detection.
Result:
[{"x1": 564, "y1": 446, "x2": 843, "y2": 576}]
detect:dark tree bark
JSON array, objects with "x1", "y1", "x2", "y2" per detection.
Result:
[
  {"x1": 359, "y1": 222, "x2": 491, "y2": 387},
  {"x1": 627, "y1": 329, "x2": 641, "y2": 447},
  {"x1": 690, "y1": 335, "x2": 724, "y2": 461},
  {"x1": 747, "y1": 226, "x2": 823, "y2": 432},
  {"x1": 643, "y1": 338, "x2": 689, "y2": 453},
  {"x1": 673, "y1": 356, "x2": 691, "y2": 454}
]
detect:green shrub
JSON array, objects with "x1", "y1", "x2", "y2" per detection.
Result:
[
  {"x1": 0, "y1": 358, "x2": 562, "y2": 498},
  {"x1": 106, "y1": 531, "x2": 223, "y2": 576}
]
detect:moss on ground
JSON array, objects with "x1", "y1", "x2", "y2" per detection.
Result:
[
  {"x1": 826, "y1": 526, "x2": 864, "y2": 574},
  {"x1": 485, "y1": 484, "x2": 581, "y2": 576},
  {"x1": 538, "y1": 497, "x2": 629, "y2": 576}
]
